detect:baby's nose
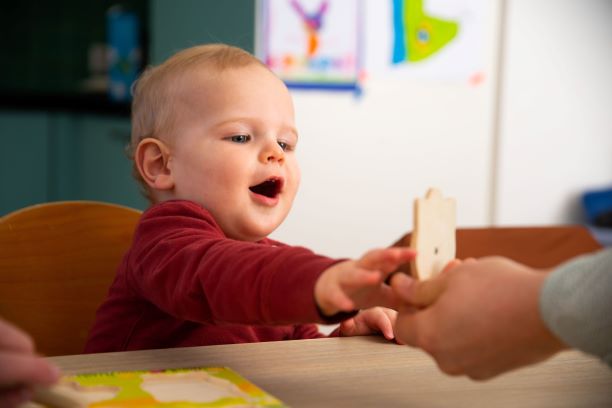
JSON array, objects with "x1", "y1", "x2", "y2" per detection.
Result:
[{"x1": 261, "y1": 141, "x2": 284, "y2": 163}]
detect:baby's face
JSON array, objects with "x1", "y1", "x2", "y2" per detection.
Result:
[{"x1": 167, "y1": 64, "x2": 300, "y2": 241}]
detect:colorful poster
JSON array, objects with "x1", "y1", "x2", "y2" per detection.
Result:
[
  {"x1": 257, "y1": 0, "x2": 363, "y2": 91},
  {"x1": 391, "y1": 0, "x2": 459, "y2": 63},
  {"x1": 365, "y1": 0, "x2": 488, "y2": 82},
  {"x1": 257, "y1": 0, "x2": 487, "y2": 90}
]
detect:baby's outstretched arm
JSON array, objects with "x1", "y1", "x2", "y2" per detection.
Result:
[{"x1": 314, "y1": 247, "x2": 416, "y2": 316}]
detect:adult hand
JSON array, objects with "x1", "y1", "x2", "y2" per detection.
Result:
[
  {"x1": 390, "y1": 257, "x2": 568, "y2": 380},
  {"x1": 0, "y1": 317, "x2": 60, "y2": 408},
  {"x1": 315, "y1": 247, "x2": 416, "y2": 316}
]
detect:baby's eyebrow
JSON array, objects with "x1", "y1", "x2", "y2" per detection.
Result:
[
  {"x1": 285, "y1": 126, "x2": 299, "y2": 140},
  {"x1": 212, "y1": 118, "x2": 253, "y2": 129},
  {"x1": 213, "y1": 118, "x2": 299, "y2": 139}
]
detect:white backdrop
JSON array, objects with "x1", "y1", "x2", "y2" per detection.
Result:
[{"x1": 496, "y1": 0, "x2": 612, "y2": 226}]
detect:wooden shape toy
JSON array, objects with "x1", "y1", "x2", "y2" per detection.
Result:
[{"x1": 410, "y1": 188, "x2": 456, "y2": 280}]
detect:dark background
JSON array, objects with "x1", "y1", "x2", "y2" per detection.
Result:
[{"x1": 0, "y1": 0, "x2": 255, "y2": 215}]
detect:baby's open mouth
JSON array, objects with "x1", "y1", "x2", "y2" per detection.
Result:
[{"x1": 249, "y1": 178, "x2": 283, "y2": 198}]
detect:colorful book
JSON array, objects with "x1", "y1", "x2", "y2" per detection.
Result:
[{"x1": 32, "y1": 366, "x2": 286, "y2": 407}]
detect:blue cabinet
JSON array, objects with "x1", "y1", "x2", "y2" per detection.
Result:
[
  {"x1": 0, "y1": 0, "x2": 255, "y2": 216},
  {"x1": 0, "y1": 112, "x2": 147, "y2": 215}
]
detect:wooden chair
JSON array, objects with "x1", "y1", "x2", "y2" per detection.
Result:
[
  {"x1": 394, "y1": 225, "x2": 602, "y2": 273},
  {"x1": 0, "y1": 201, "x2": 142, "y2": 356}
]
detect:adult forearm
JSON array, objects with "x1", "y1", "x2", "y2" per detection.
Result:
[{"x1": 540, "y1": 248, "x2": 612, "y2": 367}]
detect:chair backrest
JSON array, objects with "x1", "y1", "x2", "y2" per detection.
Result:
[
  {"x1": 0, "y1": 201, "x2": 142, "y2": 356},
  {"x1": 453, "y1": 226, "x2": 602, "y2": 268},
  {"x1": 394, "y1": 225, "x2": 602, "y2": 272}
]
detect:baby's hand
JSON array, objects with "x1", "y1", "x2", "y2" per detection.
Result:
[
  {"x1": 315, "y1": 247, "x2": 416, "y2": 316},
  {"x1": 338, "y1": 307, "x2": 398, "y2": 341}
]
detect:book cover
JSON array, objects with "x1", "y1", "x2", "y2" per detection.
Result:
[{"x1": 32, "y1": 366, "x2": 286, "y2": 407}]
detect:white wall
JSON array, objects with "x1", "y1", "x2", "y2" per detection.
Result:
[
  {"x1": 269, "y1": 0, "x2": 502, "y2": 258},
  {"x1": 496, "y1": 0, "x2": 612, "y2": 225}
]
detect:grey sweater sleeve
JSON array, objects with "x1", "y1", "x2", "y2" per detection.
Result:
[{"x1": 540, "y1": 248, "x2": 612, "y2": 367}]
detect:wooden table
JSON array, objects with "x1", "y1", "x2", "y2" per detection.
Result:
[{"x1": 49, "y1": 336, "x2": 612, "y2": 407}]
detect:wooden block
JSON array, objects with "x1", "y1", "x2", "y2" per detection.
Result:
[{"x1": 410, "y1": 188, "x2": 456, "y2": 280}]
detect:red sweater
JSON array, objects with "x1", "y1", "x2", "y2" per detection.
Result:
[{"x1": 85, "y1": 200, "x2": 348, "y2": 352}]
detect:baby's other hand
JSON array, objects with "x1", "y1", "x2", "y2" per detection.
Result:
[{"x1": 338, "y1": 307, "x2": 398, "y2": 342}]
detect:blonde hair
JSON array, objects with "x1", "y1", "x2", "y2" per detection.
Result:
[{"x1": 129, "y1": 43, "x2": 266, "y2": 201}]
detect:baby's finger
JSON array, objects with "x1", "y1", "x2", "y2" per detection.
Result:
[
  {"x1": 383, "y1": 248, "x2": 417, "y2": 273},
  {"x1": 338, "y1": 318, "x2": 357, "y2": 337},
  {"x1": 376, "y1": 309, "x2": 396, "y2": 340},
  {"x1": 358, "y1": 248, "x2": 416, "y2": 272},
  {"x1": 378, "y1": 250, "x2": 418, "y2": 278},
  {"x1": 358, "y1": 309, "x2": 394, "y2": 339},
  {"x1": 381, "y1": 307, "x2": 398, "y2": 324},
  {"x1": 341, "y1": 267, "x2": 383, "y2": 288},
  {"x1": 377, "y1": 315, "x2": 394, "y2": 340},
  {"x1": 356, "y1": 249, "x2": 389, "y2": 270}
]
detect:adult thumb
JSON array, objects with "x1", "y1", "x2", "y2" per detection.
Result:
[{"x1": 391, "y1": 272, "x2": 447, "y2": 308}]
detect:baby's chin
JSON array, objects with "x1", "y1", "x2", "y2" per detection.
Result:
[
  {"x1": 213, "y1": 202, "x2": 292, "y2": 242},
  {"x1": 225, "y1": 228, "x2": 274, "y2": 242},
  {"x1": 220, "y1": 217, "x2": 282, "y2": 242}
]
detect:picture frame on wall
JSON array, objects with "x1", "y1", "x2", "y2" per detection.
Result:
[{"x1": 256, "y1": 0, "x2": 364, "y2": 92}]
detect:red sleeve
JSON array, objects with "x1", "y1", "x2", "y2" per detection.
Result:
[
  {"x1": 127, "y1": 200, "x2": 341, "y2": 326},
  {"x1": 290, "y1": 324, "x2": 325, "y2": 340}
]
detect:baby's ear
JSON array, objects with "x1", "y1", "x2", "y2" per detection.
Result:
[{"x1": 135, "y1": 138, "x2": 174, "y2": 191}]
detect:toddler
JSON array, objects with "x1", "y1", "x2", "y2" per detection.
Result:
[{"x1": 85, "y1": 44, "x2": 414, "y2": 352}]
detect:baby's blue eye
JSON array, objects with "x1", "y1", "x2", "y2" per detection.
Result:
[
  {"x1": 229, "y1": 135, "x2": 251, "y2": 143},
  {"x1": 277, "y1": 141, "x2": 293, "y2": 151}
]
